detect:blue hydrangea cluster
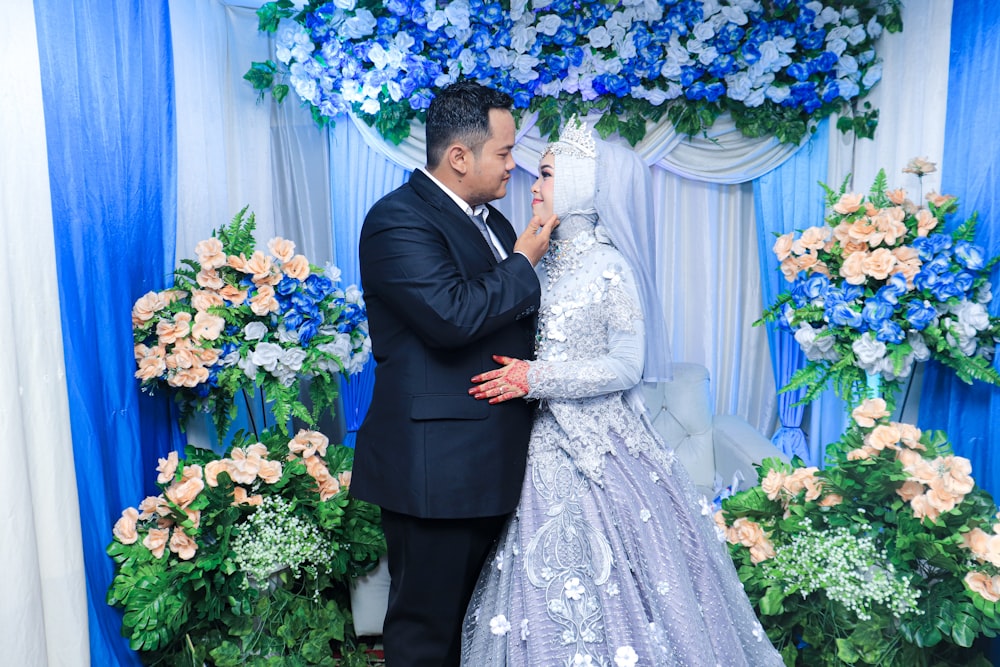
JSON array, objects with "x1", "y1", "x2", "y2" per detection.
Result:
[{"x1": 268, "y1": 0, "x2": 893, "y2": 138}]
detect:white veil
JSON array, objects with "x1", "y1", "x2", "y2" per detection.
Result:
[{"x1": 593, "y1": 138, "x2": 673, "y2": 383}]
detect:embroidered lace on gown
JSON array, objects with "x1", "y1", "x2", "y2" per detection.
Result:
[{"x1": 461, "y1": 225, "x2": 783, "y2": 667}]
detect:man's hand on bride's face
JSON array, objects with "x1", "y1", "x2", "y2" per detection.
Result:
[
  {"x1": 469, "y1": 354, "x2": 530, "y2": 404},
  {"x1": 513, "y1": 214, "x2": 559, "y2": 266}
]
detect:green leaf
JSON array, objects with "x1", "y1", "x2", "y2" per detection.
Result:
[{"x1": 759, "y1": 586, "x2": 786, "y2": 616}]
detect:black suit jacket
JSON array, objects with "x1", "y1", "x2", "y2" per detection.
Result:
[{"x1": 351, "y1": 170, "x2": 541, "y2": 518}]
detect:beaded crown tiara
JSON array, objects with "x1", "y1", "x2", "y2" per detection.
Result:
[{"x1": 546, "y1": 115, "x2": 596, "y2": 159}]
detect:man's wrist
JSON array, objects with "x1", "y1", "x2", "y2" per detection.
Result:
[{"x1": 513, "y1": 249, "x2": 536, "y2": 267}]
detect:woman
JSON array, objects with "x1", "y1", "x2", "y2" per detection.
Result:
[{"x1": 461, "y1": 119, "x2": 783, "y2": 666}]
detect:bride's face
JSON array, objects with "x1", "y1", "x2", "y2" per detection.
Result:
[{"x1": 531, "y1": 153, "x2": 555, "y2": 220}]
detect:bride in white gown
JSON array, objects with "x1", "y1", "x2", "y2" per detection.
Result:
[{"x1": 460, "y1": 119, "x2": 783, "y2": 666}]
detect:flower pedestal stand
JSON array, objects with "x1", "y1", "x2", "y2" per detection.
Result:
[{"x1": 349, "y1": 555, "x2": 390, "y2": 638}]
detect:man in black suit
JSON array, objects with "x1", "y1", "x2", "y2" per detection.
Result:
[{"x1": 352, "y1": 81, "x2": 557, "y2": 666}]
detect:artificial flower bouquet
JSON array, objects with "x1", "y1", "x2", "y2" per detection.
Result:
[
  {"x1": 761, "y1": 160, "x2": 1000, "y2": 407},
  {"x1": 716, "y1": 398, "x2": 1000, "y2": 666},
  {"x1": 131, "y1": 207, "x2": 370, "y2": 440},
  {"x1": 106, "y1": 428, "x2": 386, "y2": 666}
]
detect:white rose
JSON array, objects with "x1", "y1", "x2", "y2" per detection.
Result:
[
  {"x1": 852, "y1": 332, "x2": 887, "y2": 369},
  {"x1": 251, "y1": 342, "x2": 283, "y2": 372},
  {"x1": 243, "y1": 321, "x2": 269, "y2": 341}
]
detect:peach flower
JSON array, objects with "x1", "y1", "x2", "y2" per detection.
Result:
[
  {"x1": 963, "y1": 527, "x2": 991, "y2": 555},
  {"x1": 749, "y1": 538, "x2": 777, "y2": 564},
  {"x1": 132, "y1": 291, "x2": 167, "y2": 325},
  {"x1": 169, "y1": 527, "x2": 198, "y2": 560},
  {"x1": 113, "y1": 507, "x2": 140, "y2": 544},
  {"x1": 156, "y1": 311, "x2": 192, "y2": 345},
  {"x1": 851, "y1": 398, "x2": 889, "y2": 428},
  {"x1": 135, "y1": 354, "x2": 167, "y2": 382},
  {"x1": 894, "y1": 422, "x2": 924, "y2": 450},
  {"x1": 169, "y1": 366, "x2": 210, "y2": 388},
  {"x1": 935, "y1": 455, "x2": 975, "y2": 496},
  {"x1": 195, "y1": 347, "x2": 221, "y2": 366},
  {"x1": 873, "y1": 207, "x2": 908, "y2": 246},
  {"x1": 144, "y1": 527, "x2": 170, "y2": 559},
  {"x1": 257, "y1": 459, "x2": 283, "y2": 484},
  {"x1": 194, "y1": 237, "x2": 227, "y2": 269},
  {"x1": 228, "y1": 253, "x2": 249, "y2": 272},
  {"x1": 915, "y1": 208, "x2": 938, "y2": 237},
  {"x1": 161, "y1": 289, "x2": 188, "y2": 304},
  {"x1": 183, "y1": 508, "x2": 201, "y2": 530},
  {"x1": 249, "y1": 284, "x2": 280, "y2": 316},
  {"x1": 779, "y1": 257, "x2": 800, "y2": 282},
  {"x1": 165, "y1": 475, "x2": 205, "y2": 509},
  {"x1": 926, "y1": 191, "x2": 955, "y2": 208},
  {"x1": 896, "y1": 447, "x2": 924, "y2": 470},
  {"x1": 191, "y1": 289, "x2": 225, "y2": 312},
  {"x1": 865, "y1": 424, "x2": 902, "y2": 451},
  {"x1": 903, "y1": 157, "x2": 937, "y2": 176},
  {"x1": 196, "y1": 267, "x2": 224, "y2": 290},
  {"x1": 794, "y1": 252, "x2": 819, "y2": 272},
  {"x1": 798, "y1": 226, "x2": 830, "y2": 252},
  {"x1": 847, "y1": 447, "x2": 873, "y2": 461},
  {"x1": 895, "y1": 480, "x2": 924, "y2": 502},
  {"x1": 965, "y1": 572, "x2": 1000, "y2": 602},
  {"x1": 890, "y1": 246, "x2": 922, "y2": 287},
  {"x1": 832, "y1": 192, "x2": 864, "y2": 214},
  {"x1": 219, "y1": 284, "x2": 248, "y2": 305},
  {"x1": 713, "y1": 510, "x2": 728, "y2": 532},
  {"x1": 841, "y1": 240, "x2": 870, "y2": 255},
  {"x1": 137, "y1": 495, "x2": 163, "y2": 519},
  {"x1": 801, "y1": 475, "x2": 823, "y2": 502},
  {"x1": 783, "y1": 467, "x2": 819, "y2": 496},
  {"x1": 246, "y1": 251, "x2": 277, "y2": 284},
  {"x1": 204, "y1": 459, "x2": 230, "y2": 487},
  {"x1": 289, "y1": 429, "x2": 330, "y2": 459},
  {"x1": 862, "y1": 247, "x2": 897, "y2": 280},
  {"x1": 817, "y1": 493, "x2": 843, "y2": 507},
  {"x1": 760, "y1": 469, "x2": 786, "y2": 501},
  {"x1": 232, "y1": 486, "x2": 263, "y2": 506},
  {"x1": 885, "y1": 188, "x2": 908, "y2": 205},
  {"x1": 191, "y1": 311, "x2": 225, "y2": 341},
  {"x1": 157, "y1": 451, "x2": 179, "y2": 485},
  {"x1": 773, "y1": 233, "x2": 794, "y2": 261},
  {"x1": 839, "y1": 251, "x2": 867, "y2": 285},
  {"x1": 925, "y1": 486, "x2": 960, "y2": 515},
  {"x1": 728, "y1": 517, "x2": 767, "y2": 548},
  {"x1": 909, "y1": 494, "x2": 940, "y2": 522},
  {"x1": 268, "y1": 237, "x2": 296, "y2": 263},
  {"x1": 337, "y1": 470, "x2": 352, "y2": 489},
  {"x1": 283, "y1": 255, "x2": 311, "y2": 281}
]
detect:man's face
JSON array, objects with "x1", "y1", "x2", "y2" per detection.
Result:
[{"x1": 464, "y1": 108, "x2": 516, "y2": 205}]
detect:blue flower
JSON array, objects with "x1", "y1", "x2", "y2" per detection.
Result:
[
  {"x1": 905, "y1": 300, "x2": 937, "y2": 330},
  {"x1": 875, "y1": 319, "x2": 905, "y2": 344},
  {"x1": 827, "y1": 302, "x2": 864, "y2": 329},
  {"x1": 955, "y1": 240, "x2": 986, "y2": 271},
  {"x1": 862, "y1": 298, "x2": 894, "y2": 330},
  {"x1": 875, "y1": 273, "x2": 908, "y2": 305}
]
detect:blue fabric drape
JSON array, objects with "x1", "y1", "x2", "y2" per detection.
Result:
[
  {"x1": 34, "y1": 1, "x2": 179, "y2": 665},
  {"x1": 752, "y1": 121, "x2": 831, "y2": 466},
  {"x1": 329, "y1": 118, "x2": 409, "y2": 445},
  {"x1": 919, "y1": 0, "x2": 1000, "y2": 497}
]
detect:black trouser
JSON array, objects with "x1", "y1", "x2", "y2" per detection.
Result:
[{"x1": 379, "y1": 509, "x2": 508, "y2": 667}]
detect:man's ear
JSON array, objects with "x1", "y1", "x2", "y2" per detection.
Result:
[{"x1": 446, "y1": 143, "x2": 470, "y2": 176}]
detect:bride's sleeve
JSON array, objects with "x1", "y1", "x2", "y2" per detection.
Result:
[{"x1": 525, "y1": 265, "x2": 645, "y2": 400}]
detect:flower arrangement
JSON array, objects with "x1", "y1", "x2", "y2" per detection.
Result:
[
  {"x1": 106, "y1": 428, "x2": 386, "y2": 666},
  {"x1": 131, "y1": 207, "x2": 370, "y2": 440},
  {"x1": 760, "y1": 160, "x2": 1000, "y2": 407},
  {"x1": 716, "y1": 398, "x2": 1000, "y2": 666},
  {"x1": 244, "y1": 0, "x2": 901, "y2": 146}
]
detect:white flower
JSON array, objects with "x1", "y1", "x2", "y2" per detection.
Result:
[
  {"x1": 656, "y1": 580, "x2": 670, "y2": 595},
  {"x1": 614, "y1": 646, "x2": 639, "y2": 667},
  {"x1": 588, "y1": 26, "x2": 612, "y2": 49},
  {"x1": 243, "y1": 321, "x2": 269, "y2": 341},
  {"x1": 572, "y1": 654, "x2": 594, "y2": 666},
  {"x1": 251, "y1": 342, "x2": 284, "y2": 372},
  {"x1": 520, "y1": 618, "x2": 530, "y2": 640},
  {"x1": 852, "y1": 332, "x2": 887, "y2": 368},
  {"x1": 639, "y1": 508, "x2": 652, "y2": 522},
  {"x1": 489, "y1": 615, "x2": 511, "y2": 636},
  {"x1": 564, "y1": 577, "x2": 585, "y2": 600},
  {"x1": 606, "y1": 582, "x2": 620, "y2": 596}
]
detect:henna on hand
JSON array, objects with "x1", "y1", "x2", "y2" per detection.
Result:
[{"x1": 469, "y1": 355, "x2": 530, "y2": 403}]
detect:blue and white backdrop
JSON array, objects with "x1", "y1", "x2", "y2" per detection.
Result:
[{"x1": 3, "y1": 1, "x2": 996, "y2": 665}]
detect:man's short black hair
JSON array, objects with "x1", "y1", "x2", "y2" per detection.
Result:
[{"x1": 425, "y1": 80, "x2": 514, "y2": 169}]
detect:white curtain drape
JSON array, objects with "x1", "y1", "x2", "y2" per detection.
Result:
[{"x1": 1, "y1": 0, "x2": 89, "y2": 665}]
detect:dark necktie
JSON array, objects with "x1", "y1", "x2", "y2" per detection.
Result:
[{"x1": 470, "y1": 210, "x2": 501, "y2": 261}]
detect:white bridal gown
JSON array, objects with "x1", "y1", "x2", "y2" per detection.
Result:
[{"x1": 461, "y1": 221, "x2": 784, "y2": 667}]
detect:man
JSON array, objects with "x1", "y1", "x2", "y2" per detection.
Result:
[{"x1": 352, "y1": 80, "x2": 557, "y2": 666}]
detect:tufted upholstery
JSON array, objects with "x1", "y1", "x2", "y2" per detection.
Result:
[{"x1": 641, "y1": 363, "x2": 788, "y2": 497}]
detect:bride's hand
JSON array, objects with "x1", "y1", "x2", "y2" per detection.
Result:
[{"x1": 469, "y1": 355, "x2": 530, "y2": 404}]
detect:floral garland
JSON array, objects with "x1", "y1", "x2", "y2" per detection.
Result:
[
  {"x1": 131, "y1": 207, "x2": 371, "y2": 440},
  {"x1": 759, "y1": 159, "x2": 1000, "y2": 408},
  {"x1": 244, "y1": 0, "x2": 902, "y2": 146},
  {"x1": 716, "y1": 398, "x2": 1000, "y2": 665}
]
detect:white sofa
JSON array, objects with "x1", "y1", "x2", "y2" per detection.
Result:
[{"x1": 641, "y1": 362, "x2": 789, "y2": 497}]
